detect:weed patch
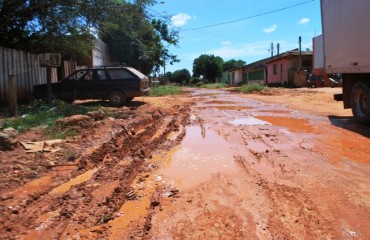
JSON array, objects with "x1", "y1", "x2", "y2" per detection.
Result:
[
  {"x1": 234, "y1": 84, "x2": 265, "y2": 93},
  {"x1": 148, "y1": 85, "x2": 182, "y2": 96}
]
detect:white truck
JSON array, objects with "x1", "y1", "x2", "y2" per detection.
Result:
[{"x1": 320, "y1": 0, "x2": 370, "y2": 124}]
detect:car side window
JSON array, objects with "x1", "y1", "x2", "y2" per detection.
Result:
[
  {"x1": 80, "y1": 70, "x2": 92, "y2": 81},
  {"x1": 108, "y1": 69, "x2": 134, "y2": 80},
  {"x1": 92, "y1": 70, "x2": 107, "y2": 80}
]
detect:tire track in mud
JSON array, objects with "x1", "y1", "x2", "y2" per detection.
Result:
[{"x1": 0, "y1": 104, "x2": 190, "y2": 240}]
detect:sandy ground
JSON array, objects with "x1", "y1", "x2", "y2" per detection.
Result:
[{"x1": 1, "y1": 87, "x2": 369, "y2": 239}]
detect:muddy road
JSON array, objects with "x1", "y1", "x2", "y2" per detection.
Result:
[{"x1": 1, "y1": 88, "x2": 370, "y2": 239}]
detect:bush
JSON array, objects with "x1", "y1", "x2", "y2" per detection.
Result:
[
  {"x1": 148, "y1": 85, "x2": 182, "y2": 96},
  {"x1": 234, "y1": 84, "x2": 265, "y2": 93},
  {"x1": 195, "y1": 82, "x2": 204, "y2": 87},
  {"x1": 197, "y1": 83, "x2": 226, "y2": 89}
]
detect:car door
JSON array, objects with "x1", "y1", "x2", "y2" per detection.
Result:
[
  {"x1": 75, "y1": 69, "x2": 95, "y2": 100},
  {"x1": 91, "y1": 69, "x2": 109, "y2": 99}
]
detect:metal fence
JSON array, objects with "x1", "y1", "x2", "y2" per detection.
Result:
[{"x1": 0, "y1": 46, "x2": 76, "y2": 103}]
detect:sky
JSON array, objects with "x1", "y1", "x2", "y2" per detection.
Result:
[{"x1": 150, "y1": 0, "x2": 322, "y2": 75}]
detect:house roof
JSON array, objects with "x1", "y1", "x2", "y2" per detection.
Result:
[{"x1": 265, "y1": 50, "x2": 312, "y2": 64}]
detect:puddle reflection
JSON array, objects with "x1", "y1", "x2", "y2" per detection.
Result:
[{"x1": 159, "y1": 126, "x2": 239, "y2": 188}]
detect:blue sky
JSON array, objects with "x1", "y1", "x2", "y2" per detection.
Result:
[{"x1": 151, "y1": 0, "x2": 322, "y2": 75}]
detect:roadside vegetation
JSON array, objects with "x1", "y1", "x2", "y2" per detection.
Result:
[
  {"x1": 234, "y1": 84, "x2": 266, "y2": 93},
  {"x1": 196, "y1": 83, "x2": 227, "y2": 89},
  {"x1": 148, "y1": 85, "x2": 183, "y2": 96},
  {"x1": 1, "y1": 100, "x2": 104, "y2": 136}
]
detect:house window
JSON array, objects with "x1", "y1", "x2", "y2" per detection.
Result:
[{"x1": 273, "y1": 64, "x2": 278, "y2": 75}]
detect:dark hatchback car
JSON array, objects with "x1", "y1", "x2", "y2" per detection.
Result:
[{"x1": 33, "y1": 66, "x2": 150, "y2": 106}]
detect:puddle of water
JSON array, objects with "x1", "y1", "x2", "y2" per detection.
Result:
[
  {"x1": 106, "y1": 174, "x2": 158, "y2": 238},
  {"x1": 315, "y1": 129, "x2": 370, "y2": 164},
  {"x1": 255, "y1": 116, "x2": 314, "y2": 133},
  {"x1": 229, "y1": 117, "x2": 271, "y2": 126},
  {"x1": 205, "y1": 100, "x2": 237, "y2": 105},
  {"x1": 197, "y1": 106, "x2": 252, "y2": 111},
  {"x1": 159, "y1": 126, "x2": 239, "y2": 189},
  {"x1": 257, "y1": 110, "x2": 290, "y2": 114},
  {"x1": 49, "y1": 167, "x2": 99, "y2": 195}
]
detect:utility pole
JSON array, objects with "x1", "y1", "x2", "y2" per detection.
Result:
[
  {"x1": 270, "y1": 42, "x2": 274, "y2": 60},
  {"x1": 298, "y1": 36, "x2": 302, "y2": 69},
  {"x1": 276, "y1": 43, "x2": 280, "y2": 56}
]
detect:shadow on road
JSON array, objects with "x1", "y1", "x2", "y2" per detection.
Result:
[
  {"x1": 328, "y1": 115, "x2": 370, "y2": 138},
  {"x1": 73, "y1": 100, "x2": 146, "y2": 109}
]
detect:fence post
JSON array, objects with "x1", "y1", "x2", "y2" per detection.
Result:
[{"x1": 8, "y1": 75, "x2": 18, "y2": 116}]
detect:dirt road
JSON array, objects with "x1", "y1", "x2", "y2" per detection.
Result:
[{"x1": 1, "y1": 88, "x2": 369, "y2": 239}]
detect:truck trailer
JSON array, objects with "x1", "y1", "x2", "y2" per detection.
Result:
[{"x1": 320, "y1": 0, "x2": 370, "y2": 124}]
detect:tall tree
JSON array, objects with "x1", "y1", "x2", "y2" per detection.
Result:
[
  {"x1": 193, "y1": 54, "x2": 224, "y2": 83},
  {"x1": 0, "y1": 0, "x2": 110, "y2": 58},
  {"x1": 223, "y1": 59, "x2": 246, "y2": 71},
  {"x1": 0, "y1": 0, "x2": 179, "y2": 73},
  {"x1": 99, "y1": 2, "x2": 179, "y2": 74},
  {"x1": 171, "y1": 69, "x2": 191, "y2": 84}
]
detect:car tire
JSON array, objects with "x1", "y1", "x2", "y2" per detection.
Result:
[
  {"x1": 108, "y1": 90, "x2": 126, "y2": 107},
  {"x1": 351, "y1": 81, "x2": 370, "y2": 124}
]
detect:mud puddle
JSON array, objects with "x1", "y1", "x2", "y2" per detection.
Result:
[{"x1": 158, "y1": 125, "x2": 240, "y2": 189}]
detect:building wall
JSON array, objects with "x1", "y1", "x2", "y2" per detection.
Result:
[
  {"x1": 267, "y1": 58, "x2": 293, "y2": 85},
  {"x1": 267, "y1": 55, "x2": 312, "y2": 86},
  {"x1": 230, "y1": 68, "x2": 243, "y2": 85},
  {"x1": 221, "y1": 71, "x2": 230, "y2": 83},
  {"x1": 92, "y1": 39, "x2": 111, "y2": 67}
]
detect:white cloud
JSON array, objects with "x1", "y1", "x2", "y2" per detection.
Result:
[
  {"x1": 263, "y1": 24, "x2": 278, "y2": 33},
  {"x1": 204, "y1": 41, "x2": 274, "y2": 60},
  {"x1": 171, "y1": 13, "x2": 191, "y2": 27},
  {"x1": 298, "y1": 18, "x2": 311, "y2": 25},
  {"x1": 221, "y1": 41, "x2": 231, "y2": 45}
]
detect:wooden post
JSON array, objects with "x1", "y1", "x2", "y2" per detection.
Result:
[
  {"x1": 8, "y1": 75, "x2": 18, "y2": 116},
  {"x1": 46, "y1": 67, "x2": 52, "y2": 103}
]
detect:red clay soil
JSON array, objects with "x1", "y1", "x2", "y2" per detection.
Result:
[{"x1": 1, "y1": 88, "x2": 369, "y2": 239}]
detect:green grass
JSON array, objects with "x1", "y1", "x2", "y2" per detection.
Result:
[
  {"x1": 148, "y1": 85, "x2": 182, "y2": 96},
  {"x1": 1, "y1": 100, "x2": 104, "y2": 135},
  {"x1": 234, "y1": 84, "x2": 265, "y2": 93},
  {"x1": 197, "y1": 83, "x2": 227, "y2": 89}
]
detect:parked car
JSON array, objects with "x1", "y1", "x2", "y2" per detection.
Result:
[{"x1": 33, "y1": 66, "x2": 150, "y2": 106}]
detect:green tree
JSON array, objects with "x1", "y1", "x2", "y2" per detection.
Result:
[
  {"x1": 171, "y1": 69, "x2": 191, "y2": 85},
  {"x1": 0, "y1": 0, "x2": 110, "y2": 59},
  {"x1": 164, "y1": 71, "x2": 173, "y2": 83},
  {"x1": 193, "y1": 54, "x2": 224, "y2": 83},
  {"x1": 99, "y1": 2, "x2": 179, "y2": 74},
  {"x1": 223, "y1": 59, "x2": 246, "y2": 71},
  {"x1": 0, "y1": 0, "x2": 179, "y2": 73}
]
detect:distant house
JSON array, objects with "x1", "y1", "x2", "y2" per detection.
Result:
[
  {"x1": 221, "y1": 71, "x2": 230, "y2": 84},
  {"x1": 243, "y1": 57, "x2": 270, "y2": 85},
  {"x1": 229, "y1": 66, "x2": 244, "y2": 85},
  {"x1": 266, "y1": 50, "x2": 312, "y2": 87},
  {"x1": 220, "y1": 67, "x2": 244, "y2": 85}
]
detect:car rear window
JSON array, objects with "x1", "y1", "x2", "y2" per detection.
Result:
[
  {"x1": 108, "y1": 69, "x2": 134, "y2": 79},
  {"x1": 126, "y1": 67, "x2": 147, "y2": 79}
]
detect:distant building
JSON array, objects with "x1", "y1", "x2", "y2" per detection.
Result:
[{"x1": 266, "y1": 49, "x2": 312, "y2": 87}]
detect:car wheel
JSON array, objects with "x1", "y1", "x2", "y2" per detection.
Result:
[
  {"x1": 351, "y1": 81, "x2": 370, "y2": 124},
  {"x1": 108, "y1": 90, "x2": 126, "y2": 107},
  {"x1": 126, "y1": 97, "x2": 134, "y2": 102}
]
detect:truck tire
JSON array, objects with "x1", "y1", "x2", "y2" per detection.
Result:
[
  {"x1": 108, "y1": 90, "x2": 126, "y2": 107},
  {"x1": 351, "y1": 81, "x2": 370, "y2": 124}
]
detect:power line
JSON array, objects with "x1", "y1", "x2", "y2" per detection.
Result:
[{"x1": 180, "y1": 0, "x2": 315, "y2": 32}]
